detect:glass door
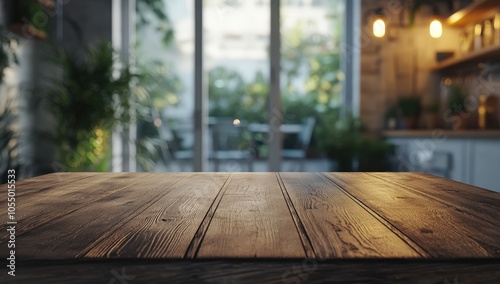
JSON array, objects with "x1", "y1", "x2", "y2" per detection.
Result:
[{"x1": 134, "y1": 0, "x2": 349, "y2": 172}]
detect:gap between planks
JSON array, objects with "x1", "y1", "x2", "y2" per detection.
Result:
[
  {"x1": 75, "y1": 173, "x2": 193, "y2": 258},
  {"x1": 319, "y1": 173, "x2": 430, "y2": 258},
  {"x1": 184, "y1": 173, "x2": 233, "y2": 258},
  {"x1": 276, "y1": 172, "x2": 316, "y2": 259}
]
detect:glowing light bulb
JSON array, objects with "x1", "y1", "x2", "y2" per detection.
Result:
[
  {"x1": 373, "y1": 18, "x2": 386, "y2": 38},
  {"x1": 430, "y1": 19, "x2": 442, "y2": 38}
]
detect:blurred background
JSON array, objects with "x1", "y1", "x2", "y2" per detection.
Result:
[{"x1": 1, "y1": 0, "x2": 500, "y2": 192}]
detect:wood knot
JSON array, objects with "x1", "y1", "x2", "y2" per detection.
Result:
[{"x1": 420, "y1": 228, "x2": 433, "y2": 234}]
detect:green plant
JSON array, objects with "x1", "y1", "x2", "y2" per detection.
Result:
[
  {"x1": 358, "y1": 138, "x2": 395, "y2": 171},
  {"x1": 136, "y1": 0, "x2": 174, "y2": 46},
  {"x1": 423, "y1": 99, "x2": 440, "y2": 113},
  {"x1": 398, "y1": 96, "x2": 422, "y2": 117},
  {"x1": 0, "y1": 98, "x2": 18, "y2": 183},
  {"x1": 134, "y1": 60, "x2": 183, "y2": 171},
  {"x1": 0, "y1": 26, "x2": 19, "y2": 83},
  {"x1": 385, "y1": 103, "x2": 399, "y2": 118},
  {"x1": 448, "y1": 85, "x2": 466, "y2": 115},
  {"x1": 323, "y1": 111, "x2": 394, "y2": 171},
  {"x1": 42, "y1": 42, "x2": 136, "y2": 171},
  {"x1": 323, "y1": 112, "x2": 362, "y2": 171}
]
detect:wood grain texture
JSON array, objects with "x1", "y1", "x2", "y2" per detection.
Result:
[
  {"x1": 279, "y1": 172, "x2": 422, "y2": 259},
  {"x1": 0, "y1": 172, "x2": 150, "y2": 243},
  {"x1": 0, "y1": 172, "x2": 93, "y2": 199},
  {"x1": 84, "y1": 173, "x2": 230, "y2": 259},
  {"x1": 12, "y1": 173, "x2": 187, "y2": 259},
  {"x1": 369, "y1": 172, "x2": 500, "y2": 226},
  {"x1": 325, "y1": 172, "x2": 500, "y2": 258},
  {"x1": 197, "y1": 173, "x2": 306, "y2": 258},
  {"x1": 5, "y1": 260, "x2": 500, "y2": 284}
]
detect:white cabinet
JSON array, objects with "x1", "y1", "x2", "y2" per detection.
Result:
[
  {"x1": 468, "y1": 140, "x2": 500, "y2": 192},
  {"x1": 387, "y1": 136, "x2": 500, "y2": 193}
]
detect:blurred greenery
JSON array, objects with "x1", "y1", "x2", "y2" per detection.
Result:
[
  {"x1": 398, "y1": 96, "x2": 422, "y2": 117},
  {"x1": 0, "y1": 26, "x2": 19, "y2": 83},
  {"x1": 42, "y1": 42, "x2": 136, "y2": 171},
  {"x1": 448, "y1": 84, "x2": 466, "y2": 115},
  {"x1": 0, "y1": 98, "x2": 18, "y2": 183},
  {"x1": 208, "y1": 20, "x2": 344, "y2": 154},
  {"x1": 134, "y1": 60, "x2": 183, "y2": 171},
  {"x1": 15, "y1": 0, "x2": 49, "y2": 34},
  {"x1": 323, "y1": 113, "x2": 395, "y2": 171},
  {"x1": 208, "y1": 67, "x2": 267, "y2": 123},
  {"x1": 0, "y1": 28, "x2": 19, "y2": 180},
  {"x1": 136, "y1": 0, "x2": 174, "y2": 47}
]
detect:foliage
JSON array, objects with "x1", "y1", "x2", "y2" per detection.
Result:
[
  {"x1": 323, "y1": 112, "x2": 394, "y2": 171},
  {"x1": 208, "y1": 67, "x2": 269, "y2": 123},
  {"x1": 448, "y1": 84, "x2": 466, "y2": 115},
  {"x1": 209, "y1": 20, "x2": 344, "y2": 152},
  {"x1": 385, "y1": 103, "x2": 399, "y2": 118},
  {"x1": 281, "y1": 21, "x2": 343, "y2": 152},
  {"x1": 282, "y1": 22, "x2": 342, "y2": 109},
  {"x1": 0, "y1": 28, "x2": 19, "y2": 181},
  {"x1": 398, "y1": 96, "x2": 422, "y2": 117},
  {"x1": 136, "y1": 0, "x2": 173, "y2": 46},
  {"x1": 423, "y1": 99, "x2": 440, "y2": 113},
  {"x1": 0, "y1": 27, "x2": 19, "y2": 83},
  {"x1": 208, "y1": 67, "x2": 247, "y2": 118},
  {"x1": 134, "y1": 60, "x2": 183, "y2": 171},
  {"x1": 15, "y1": 0, "x2": 49, "y2": 34},
  {"x1": 0, "y1": 98, "x2": 18, "y2": 183},
  {"x1": 42, "y1": 42, "x2": 136, "y2": 171}
]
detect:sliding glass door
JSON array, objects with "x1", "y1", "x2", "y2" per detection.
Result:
[{"x1": 134, "y1": 0, "x2": 350, "y2": 172}]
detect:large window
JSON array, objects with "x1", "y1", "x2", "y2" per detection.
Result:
[{"x1": 133, "y1": 0, "x2": 356, "y2": 172}]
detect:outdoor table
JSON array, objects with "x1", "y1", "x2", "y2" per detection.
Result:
[{"x1": 1, "y1": 172, "x2": 499, "y2": 283}]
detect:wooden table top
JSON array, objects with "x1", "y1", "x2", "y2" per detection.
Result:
[{"x1": 1, "y1": 172, "x2": 500, "y2": 283}]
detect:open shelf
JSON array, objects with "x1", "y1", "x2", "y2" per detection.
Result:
[
  {"x1": 432, "y1": 44, "x2": 500, "y2": 72},
  {"x1": 447, "y1": 0, "x2": 499, "y2": 27}
]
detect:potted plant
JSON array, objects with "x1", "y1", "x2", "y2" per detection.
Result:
[
  {"x1": 323, "y1": 111, "x2": 394, "y2": 172},
  {"x1": 358, "y1": 137, "x2": 395, "y2": 171},
  {"x1": 447, "y1": 84, "x2": 467, "y2": 130},
  {"x1": 398, "y1": 96, "x2": 422, "y2": 129},
  {"x1": 41, "y1": 42, "x2": 135, "y2": 171},
  {"x1": 384, "y1": 103, "x2": 399, "y2": 130},
  {"x1": 423, "y1": 99, "x2": 440, "y2": 129}
]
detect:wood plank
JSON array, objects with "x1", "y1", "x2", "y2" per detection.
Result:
[
  {"x1": 369, "y1": 172, "x2": 500, "y2": 226},
  {"x1": 279, "y1": 173, "x2": 423, "y2": 259},
  {"x1": 324, "y1": 172, "x2": 500, "y2": 258},
  {"x1": 6, "y1": 260, "x2": 500, "y2": 283},
  {"x1": 0, "y1": 172, "x2": 93, "y2": 200},
  {"x1": 446, "y1": 0, "x2": 499, "y2": 27},
  {"x1": 11, "y1": 173, "x2": 188, "y2": 259},
  {"x1": 84, "y1": 173, "x2": 230, "y2": 259},
  {"x1": 197, "y1": 173, "x2": 305, "y2": 258},
  {"x1": 0, "y1": 172, "x2": 152, "y2": 243}
]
